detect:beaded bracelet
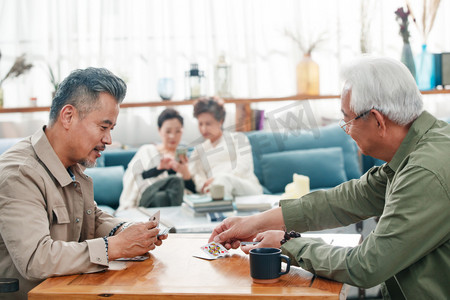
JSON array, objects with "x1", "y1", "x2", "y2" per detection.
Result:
[
  {"x1": 102, "y1": 236, "x2": 109, "y2": 263},
  {"x1": 280, "y1": 230, "x2": 301, "y2": 245},
  {"x1": 109, "y1": 221, "x2": 126, "y2": 236},
  {"x1": 119, "y1": 222, "x2": 134, "y2": 233}
]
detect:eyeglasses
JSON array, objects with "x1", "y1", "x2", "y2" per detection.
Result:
[{"x1": 339, "y1": 109, "x2": 372, "y2": 133}]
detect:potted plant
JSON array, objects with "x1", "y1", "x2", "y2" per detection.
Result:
[
  {"x1": 395, "y1": 7, "x2": 416, "y2": 79},
  {"x1": 406, "y1": 0, "x2": 441, "y2": 90},
  {"x1": 284, "y1": 29, "x2": 326, "y2": 96},
  {"x1": 0, "y1": 52, "x2": 33, "y2": 108}
]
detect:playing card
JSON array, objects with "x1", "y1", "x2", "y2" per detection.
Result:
[
  {"x1": 149, "y1": 210, "x2": 171, "y2": 236},
  {"x1": 115, "y1": 255, "x2": 149, "y2": 262},
  {"x1": 149, "y1": 210, "x2": 160, "y2": 226},
  {"x1": 197, "y1": 241, "x2": 229, "y2": 260},
  {"x1": 157, "y1": 225, "x2": 172, "y2": 236}
]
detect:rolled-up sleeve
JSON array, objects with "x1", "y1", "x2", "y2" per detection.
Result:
[{"x1": 280, "y1": 165, "x2": 450, "y2": 289}]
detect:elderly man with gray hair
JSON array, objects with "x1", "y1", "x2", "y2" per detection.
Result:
[
  {"x1": 0, "y1": 68, "x2": 167, "y2": 299},
  {"x1": 209, "y1": 56, "x2": 450, "y2": 299}
]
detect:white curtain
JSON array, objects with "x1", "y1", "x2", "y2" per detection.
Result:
[{"x1": 0, "y1": 0, "x2": 449, "y2": 107}]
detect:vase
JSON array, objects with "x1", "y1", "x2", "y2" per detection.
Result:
[
  {"x1": 157, "y1": 78, "x2": 175, "y2": 101},
  {"x1": 401, "y1": 43, "x2": 416, "y2": 80},
  {"x1": 215, "y1": 55, "x2": 232, "y2": 97},
  {"x1": 415, "y1": 44, "x2": 435, "y2": 91},
  {"x1": 296, "y1": 54, "x2": 319, "y2": 95}
]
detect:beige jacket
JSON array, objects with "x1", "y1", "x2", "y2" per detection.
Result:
[{"x1": 0, "y1": 128, "x2": 122, "y2": 299}]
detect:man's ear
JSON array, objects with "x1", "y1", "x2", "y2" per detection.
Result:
[
  {"x1": 372, "y1": 109, "x2": 387, "y2": 137},
  {"x1": 59, "y1": 105, "x2": 77, "y2": 129}
]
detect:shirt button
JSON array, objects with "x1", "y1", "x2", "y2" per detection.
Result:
[
  {"x1": 75, "y1": 218, "x2": 80, "y2": 223},
  {"x1": 96, "y1": 257, "x2": 101, "y2": 262},
  {"x1": 86, "y1": 209, "x2": 92, "y2": 215},
  {"x1": 74, "y1": 183, "x2": 78, "y2": 188}
]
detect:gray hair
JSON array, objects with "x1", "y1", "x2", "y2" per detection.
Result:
[
  {"x1": 49, "y1": 67, "x2": 127, "y2": 125},
  {"x1": 340, "y1": 56, "x2": 423, "y2": 125},
  {"x1": 193, "y1": 96, "x2": 226, "y2": 122}
]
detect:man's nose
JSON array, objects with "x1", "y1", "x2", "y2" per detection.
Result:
[{"x1": 102, "y1": 131, "x2": 112, "y2": 145}]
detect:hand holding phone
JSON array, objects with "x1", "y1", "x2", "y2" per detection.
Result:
[{"x1": 176, "y1": 147, "x2": 188, "y2": 162}]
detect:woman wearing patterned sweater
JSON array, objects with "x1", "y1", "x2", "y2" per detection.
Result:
[
  {"x1": 117, "y1": 108, "x2": 195, "y2": 211},
  {"x1": 190, "y1": 97, "x2": 262, "y2": 198}
]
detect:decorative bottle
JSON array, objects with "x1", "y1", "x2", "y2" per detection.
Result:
[
  {"x1": 29, "y1": 97, "x2": 37, "y2": 107},
  {"x1": 185, "y1": 63, "x2": 206, "y2": 99},
  {"x1": 415, "y1": 44, "x2": 435, "y2": 90},
  {"x1": 401, "y1": 42, "x2": 416, "y2": 80},
  {"x1": 214, "y1": 55, "x2": 232, "y2": 98}
]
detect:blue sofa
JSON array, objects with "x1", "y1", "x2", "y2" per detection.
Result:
[
  {"x1": 88, "y1": 123, "x2": 365, "y2": 211},
  {"x1": 83, "y1": 149, "x2": 137, "y2": 214},
  {"x1": 0, "y1": 124, "x2": 380, "y2": 213},
  {"x1": 245, "y1": 123, "x2": 362, "y2": 194}
]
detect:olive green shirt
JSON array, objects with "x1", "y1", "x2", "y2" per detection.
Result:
[
  {"x1": 281, "y1": 111, "x2": 450, "y2": 299},
  {"x1": 0, "y1": 128, "x2": 123, "y2": 300}
]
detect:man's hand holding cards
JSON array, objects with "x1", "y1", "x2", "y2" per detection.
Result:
[
  {"x1": 158, "y1": 225, "x2": 171, "y2": 236},
  {"x1": 148, "y1": 210, "x2": 172, "y2": 237},
  {"x1": 110, "y1": 211, "x2": 167, "y2": 262}
]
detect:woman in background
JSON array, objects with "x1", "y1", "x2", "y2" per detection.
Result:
[
  {"x1": 117, "y1": 108, "x2": 195, "y2": 211},
  {"x1": 190, "y1": 97, "x2": 262, "y2": 197}
]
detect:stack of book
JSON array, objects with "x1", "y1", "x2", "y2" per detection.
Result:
[
  {"x1": 183, "y1": 194, "x2": 234, "y2": 214},
  {"x1": 235, "y1": 107, "x2": 265, "y2": 131},
  {"x1": 251, "y1": 109, "x2": 265, "y2": 131},
  {"x1": 234, "y1": 194, "x2": 280, "y2": 212}
]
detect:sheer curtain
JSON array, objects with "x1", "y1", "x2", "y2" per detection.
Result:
[{"x1": 1, "y1": 0, "x2": 449, "y2": 108}]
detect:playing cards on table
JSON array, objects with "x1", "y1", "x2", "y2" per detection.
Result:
[{"x1": 193, "y1": 241, "x2": 230, "y2": 260}]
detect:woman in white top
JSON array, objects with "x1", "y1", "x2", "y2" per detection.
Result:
[
  {"x1": 189, "y1": 97, "x2": 262, "y2": 197},
  {"x1": 117, "y1": 108, "x2": 195, "y2": 211}
]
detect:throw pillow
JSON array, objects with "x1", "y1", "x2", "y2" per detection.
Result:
[
  {"x1": 260, "y1": 147, "x2": 348, "y2": 193},
  {"x1": 84, "y1": 166, "x2": 124, "y2": 209}
]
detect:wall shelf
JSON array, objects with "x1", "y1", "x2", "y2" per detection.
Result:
[{"x1": 1, "y1": 89, "x2": 448, "y2": 114}]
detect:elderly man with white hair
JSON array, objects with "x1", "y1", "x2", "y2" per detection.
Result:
[{"x1": 209, "y1": 56, "x2": 450, "y2": 299}]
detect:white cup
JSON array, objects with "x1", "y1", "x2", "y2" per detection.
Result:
[{"x1": 209, "y1": 184, "x2": 225, "y2": 200}]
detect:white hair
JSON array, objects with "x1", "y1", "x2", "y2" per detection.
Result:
[{"x1": 340, "y1": 56, "x2": 423, "y2": 125}]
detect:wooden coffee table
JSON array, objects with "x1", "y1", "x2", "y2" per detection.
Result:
[{"x1": 29, "y1": 234, "x2": 353, "y2": 299}]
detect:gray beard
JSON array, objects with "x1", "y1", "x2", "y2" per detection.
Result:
[{"x1": 79, "y1": 159, "x2": 97, "y2": 168}]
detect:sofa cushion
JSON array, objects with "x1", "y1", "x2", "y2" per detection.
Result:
[
  {"x1": 361, "y1": 154, "x2": 386, "y2": 174},
  {"x1": 84, "y1": 166, "x2": 124, "y2": 209},
  {"x1": 96, "y1": 149, "x2": 137, "y2": 169},
  {"x1": 260, "y1": 147, "x2": 348, "y2": 193},
  {"x1": 0, "y1": 138, "x2": 23, "y2": 155},
  {"x1": 246, "y1": 123, "x2": 361, "y2": 187}
]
